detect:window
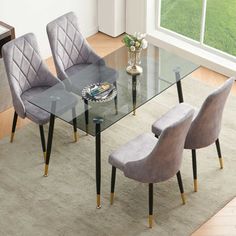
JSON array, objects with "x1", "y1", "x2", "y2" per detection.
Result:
[
  {"x1": 158, "y1": 0, "x2": 236, "y2": 58},
  {"x1": 204, "y1": 0, "x2": 236, "y2": 56},
  {"x1": 161, "y1": 0, "x2": 202, "y2": 41}
]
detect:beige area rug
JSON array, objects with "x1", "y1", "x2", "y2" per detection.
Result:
[{"x1": 0, "y1": 77, "x2": 235, "y2": 236}]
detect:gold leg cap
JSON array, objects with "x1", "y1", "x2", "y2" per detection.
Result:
[
  {"x1": 148, "y1": 215, "x2": 153, "y2": 228},
  {"x1": 181, "y1": 193, "x2": 186, "y2": 205},
  {"x1": 74, "y1": 131, "x2": 78, "y2": 142},
  {"x1": 133, "y1": 110, "x2": 136, "y2": 116},
  {"x1": 219, "y1": 157, "x2": 223, "y2": 169},
  {"x1": 110, "y1": 193, "x2": 114, "y2": 205},
  {"x1": 97, "y1": 194, "x2": 101, "y2": 209},
  {"x1": 10, "y1": 132, "x2": 15, "y2": 143},
  {"x1": 194, "y1": 179, "x2": 198, "y2": 192},
  {"x1": 44, "y1": 164, "x2": 49, "y2": 177}
]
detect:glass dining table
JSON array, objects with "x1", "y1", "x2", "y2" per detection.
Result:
[{"x1": 27, "y1": 44, "x2": 199, "y2": 208}]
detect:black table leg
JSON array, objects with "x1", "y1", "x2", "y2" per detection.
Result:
[
  {"x1": 132, "y1": 75, "x2": 137, "y2": 115},
  {"x1": 39, "y1": 125, "x2": 46, "y2": 161},
  {"x1": 84, "y1": 99, "x2": 89, "y2": 135},
  {"x1": 44, "y1": 114, "x2": 55, "y2": 177},
  {"x1": 44, "y1": 100, "x2": 56, "y2": 177},
  {"x1": 93, "y1": 117, "x2": 104, "y2": 208},
  {"x1": 114, "y1": 81, "x2": 118, "y2": 115},
  {"x1": 175, "y1": 71, "x2": 184, "y2": 103}
]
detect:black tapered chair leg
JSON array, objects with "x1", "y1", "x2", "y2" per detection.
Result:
[
  {"x1": 176, "y1": 171, "x2": 186, "y2": 204},
  {"x1": 192, "y1": 149, "x2": 198, "y2": 192},
  {"x1": 215, "y1": 138, "x2": 223, "y2": 169},
  {"x1": 148, "y1": 183, "x2": 153, "y2": 228},
  {"x1": 110, "y1": 166, "x2": 116, "y2": 205},
  {"x1": 10, "y1": 111, "x2": 18, "y2": 143},
  {"x1": 39, "y1": 125, "x2": 46, "y2": 161}
]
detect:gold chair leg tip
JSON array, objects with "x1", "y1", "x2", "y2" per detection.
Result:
[
  {"x1": 219, "y1": 158, "x2": 223, "y2": 169},
  {"x1": 97, "y1": 194, "x2": 101, "y2": 209},
  {"x1": 148, "y1": 215, "x2": 153, "y2": 228},
  {"x1": 110, "y1": 193, "x2": 114, "y2": 205},
  {"x1": 10, "y1": 133, "x2": 14, "y2": 143},
  {"x1": 181, "y1": 193, "x2": 186, "y2": 205},
  {"x1": 44, "y1": 164, "x2": 49, "y2": 177},
  {"x1": 194, "y1": 180, "x2": 198, "y2": 192}
]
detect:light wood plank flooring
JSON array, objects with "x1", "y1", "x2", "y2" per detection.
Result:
[{"x1": 0, "y1": 32, "x2": 236, "y2": 235}]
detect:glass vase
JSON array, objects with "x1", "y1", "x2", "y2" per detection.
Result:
[{"x1": 126, "y1": 48, "x2": 143, "y2": 75}]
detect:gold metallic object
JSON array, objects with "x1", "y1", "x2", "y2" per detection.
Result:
[
  {"x1": 219, "y1": 157, "x2": 223, "y2": 169},
  {"x1": 97, "y1": 194, "x2": 101, "y2": 209},
  {"x1": 126, "y1": 65, "x2": 143, "y2": 75},
  {"x1": 10, "y1": 132, "x2": 15, "y2": 143},
  {"x1": 194, "y1": 179, "x2": 198, "y2": 192},
  {"x1": 110, "y1": 193, "x2": 114, "y2": 205},
  {"x1": 44, "y1": 164, "x2": 49, "y2": 177},
  {"x1": 148, "y1": 215, "x2": 153, "y2": 228},
  {"x1": 181, "y1": 193, "x2": 186, "y2": 205},
  {"x1": 74, "y1": 131, "x2": 77, "y2": 142}
]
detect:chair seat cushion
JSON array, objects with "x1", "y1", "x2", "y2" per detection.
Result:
[
  {"x1": 66, "y1": 64, "x2": 118, "y2": 94},
  {"x1": 152, "y1": 104, "x2": 197, "y2": 137},
  {"x1": 21, "y1": 87, "x2": 51, "y2": 125},
  {"x1": 109, "y1": 133, "x2": 157, "y2": 171}
]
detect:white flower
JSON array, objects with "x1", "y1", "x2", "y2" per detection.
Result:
[
  {"x1": 140, "y1": 33, "x2": 146, "y2": 39},
  {"x1": 137, "y1": 32, "x2": 142, "y2": 40},
  {"x1": 141, "y1": 39, "x2": 148, "y2": 49},
  {"x1": 130, "y1": 46, "x2": 136, "y2": 52}
]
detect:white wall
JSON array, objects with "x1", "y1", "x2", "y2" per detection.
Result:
[
  {"x1": 126, "y1": 0, "x2": 147, "y2": 35},
  {"x1": 0, "y1": 0, "x2": 98, "y2": 58}
]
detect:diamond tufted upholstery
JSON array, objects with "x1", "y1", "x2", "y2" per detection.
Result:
[
  {"x1": 47, "y1": 12, "x2": 103, "y2": 81},
  {"x1": 2, "y1": 33, "x2": 61, "y2": 124}
]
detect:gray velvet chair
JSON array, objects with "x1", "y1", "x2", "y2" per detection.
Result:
[
  {"x1": 109, "y1": 103, "x2": 194, "y2": 228},
  {"x1": 46, "y1": 12, "x2": 118, "y2": 132},
  {"x1": 1, "y1": 33, "x2": 78, "y2": 161},
  {"x1": 46, "y1": 12, "x2": 105, "y2": 82},
  {"x1": 152, "y1": 77, "x2": 235, "y2": 192}
]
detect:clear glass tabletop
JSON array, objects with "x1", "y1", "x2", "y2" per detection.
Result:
[{"x1": 28, "y1": 44, "x2": 199, "y2": 136}]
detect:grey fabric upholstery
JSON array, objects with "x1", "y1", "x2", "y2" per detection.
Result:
[
  {"x1": 2, "y1": 33, "x2": 61, "y2": 125},
  {"x1": 109, "y1": 103, "x2": 194, "y2": 183},
  {"x1": 47, "y1": 12, "x2": 103, "y2": 82},
  {"x1": 152, "y1": 77, "x2": 235, "y2": 149},
  {"x1": 185, "y1": 77, "x2": 235, "y2": 149},
  {"x1": 152, "y1": 104, "x2": 197, "y2": 137}
]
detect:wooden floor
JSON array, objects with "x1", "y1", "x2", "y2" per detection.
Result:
[
  {"x1": 192, "y1": 197, "x2": 236, "y2": 236},
  {"x1": 0, "y1": 32, "x2": 236, "y2": 235}
]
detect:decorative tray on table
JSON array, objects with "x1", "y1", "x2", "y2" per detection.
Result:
[{"x1": 81, "y1": 82, "x2": 117, "y2": 102}]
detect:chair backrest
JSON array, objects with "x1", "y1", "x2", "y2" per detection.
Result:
[
  {"x1": 185, "y1": 77, "x2": 235, "y2": 149},
  {"x1": 124, "y1": 103, "x2": 194, "y2": 183},
  {"x1": 47, "y1": 12, "x2": 93, "y2": 79},
  {"x1": 2, "y1": 33, "x2": 54, "y2": 118}
]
